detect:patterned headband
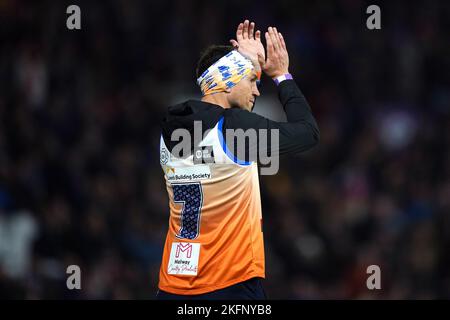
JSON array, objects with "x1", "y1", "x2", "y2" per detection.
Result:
[{"x1": 197, "y1": 50, "x2": 254, "y2": 96}]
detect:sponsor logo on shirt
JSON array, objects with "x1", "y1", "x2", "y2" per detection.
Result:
[{"x1": 168, "y1": 242, "x2": 200, "y2": 276}]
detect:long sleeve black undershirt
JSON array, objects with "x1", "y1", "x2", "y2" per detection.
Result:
[{"x1": 222, "y1": 79, "x2": 320, "y2": 161}]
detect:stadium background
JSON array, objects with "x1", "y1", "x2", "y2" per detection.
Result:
[{"x1": 0, "y1": 0, "x2": 449, "y2": 299}]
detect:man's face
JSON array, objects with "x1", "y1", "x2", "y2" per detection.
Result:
[{"x1": 227, "y1": 71, "x2": 260, "y2": 112}]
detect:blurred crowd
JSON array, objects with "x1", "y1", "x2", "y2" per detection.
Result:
[{"x1": 0, "y1": 0, "x2": 449, "y2": 299}]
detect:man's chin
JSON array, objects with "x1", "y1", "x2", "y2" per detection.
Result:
[{"x1": 235, "y1": 102, "x2": 253, "y2": 112}]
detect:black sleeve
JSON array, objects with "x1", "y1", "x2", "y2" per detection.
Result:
[{"x1": 222, "y1": 79, "x2": 320, "y2": 161}]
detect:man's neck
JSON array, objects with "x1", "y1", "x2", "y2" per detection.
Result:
[{"x1": 201, "y1": 93, "x2": 231, "y2": 109}]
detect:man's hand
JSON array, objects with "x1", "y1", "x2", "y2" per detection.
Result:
[
  {"x1": 258, "y1": 27, "x2": 290, "y2": 79},
  {"x1": 230, "y1": 20, "x2": 265, "y2": 71}
]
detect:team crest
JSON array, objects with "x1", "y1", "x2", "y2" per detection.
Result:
[
  {"x1": 160, "y1": 147, "x2": 170, "y2": 165},
  {"x1": 193, "y1": 146, "x2": 215, "y2": 164}
]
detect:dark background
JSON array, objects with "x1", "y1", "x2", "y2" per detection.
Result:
[{"x1": 0, "y1": 0, "x2": 449, "y2": 299}]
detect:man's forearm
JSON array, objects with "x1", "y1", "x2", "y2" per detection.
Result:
[{"x1": 276, "y1": 79, "x2": 320, "y2": 149}]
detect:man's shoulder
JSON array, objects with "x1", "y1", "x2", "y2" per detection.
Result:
[
  {"x1": 222, "y1": 108, "x2": 268, "y2": 131},
  {"x1": 181, "y1": 99, "x2": 224, "y2": 112}
]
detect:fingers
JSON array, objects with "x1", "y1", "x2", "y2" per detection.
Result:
[
  {"x1": 255, "y1": 30, "x2": 261, "y2": 42},
  {"x1": 265, "y1": 31, "x2": 275, "y2": 57},
  {"x1": 229, "y1": 39, "x2": 239, "y2": 49},
  {"x1": 274, "y1": 28, "x2": 286, "y2": 53},
  {"x1": 241, "y1": 19, "x2": 258, "y2": 40},
  {"x1": 269, "y1": 27, "x2": 281, "y2": 52},
  {"x1": 267, "y1": 26, "x2": 287, "y2": 55},
  {"x1": 249, "y1": 22, "x2": 255, "y2": 40},
  {"x1": 274, "y1": 27, "x2": 282, "y2": 46},
  {"x1": 236, "y1": 22, "x2": 243, "y2": 41},
  {"x1": 260, "y1": 25, "x2": 289, "y2": 76},
  {"x1": 242, "y1": 20, "x2": 249, "y2": 39},
  {"x1": 238, "y1": 19, "x2": 259, "y2": 41},
  {"x1": 279, "y1": 32, "x2": 287, "y2": 51}
]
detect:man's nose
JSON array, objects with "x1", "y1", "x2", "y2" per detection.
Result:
[{"x1": 253, "y1": 85, "x2": 260, "y2": 97}]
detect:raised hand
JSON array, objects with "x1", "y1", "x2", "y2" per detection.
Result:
[
  {"x1": 230, "y1": 20, "x2": 265, "y2": 70},
  {"x1": 258, "y1": 26, "x2": 290, "y2": 78}
]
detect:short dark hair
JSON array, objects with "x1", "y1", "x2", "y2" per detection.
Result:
[{"x1": 196, "y1": 45, "x2": 234, "y2": 79}]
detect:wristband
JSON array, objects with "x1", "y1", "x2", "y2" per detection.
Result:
[{"x1": 273, "y1": 73, "x2": 293, "y2": 85}]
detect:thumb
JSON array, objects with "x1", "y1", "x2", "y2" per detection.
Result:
[
  {"x1": 229, "y1": 39, "x2": 239, "y2": 49},
  {"x1": 257, "y1": 53, "x2": 265, "y2": 68}
]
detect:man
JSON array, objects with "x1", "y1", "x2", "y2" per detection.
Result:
[{"x1": 157, "y1": 20, "x2": 319, "y2": 299}]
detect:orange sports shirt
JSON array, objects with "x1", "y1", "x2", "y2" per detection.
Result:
[{"x1": 158, "y1": 117, "x2": 265, "y2": 295}]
